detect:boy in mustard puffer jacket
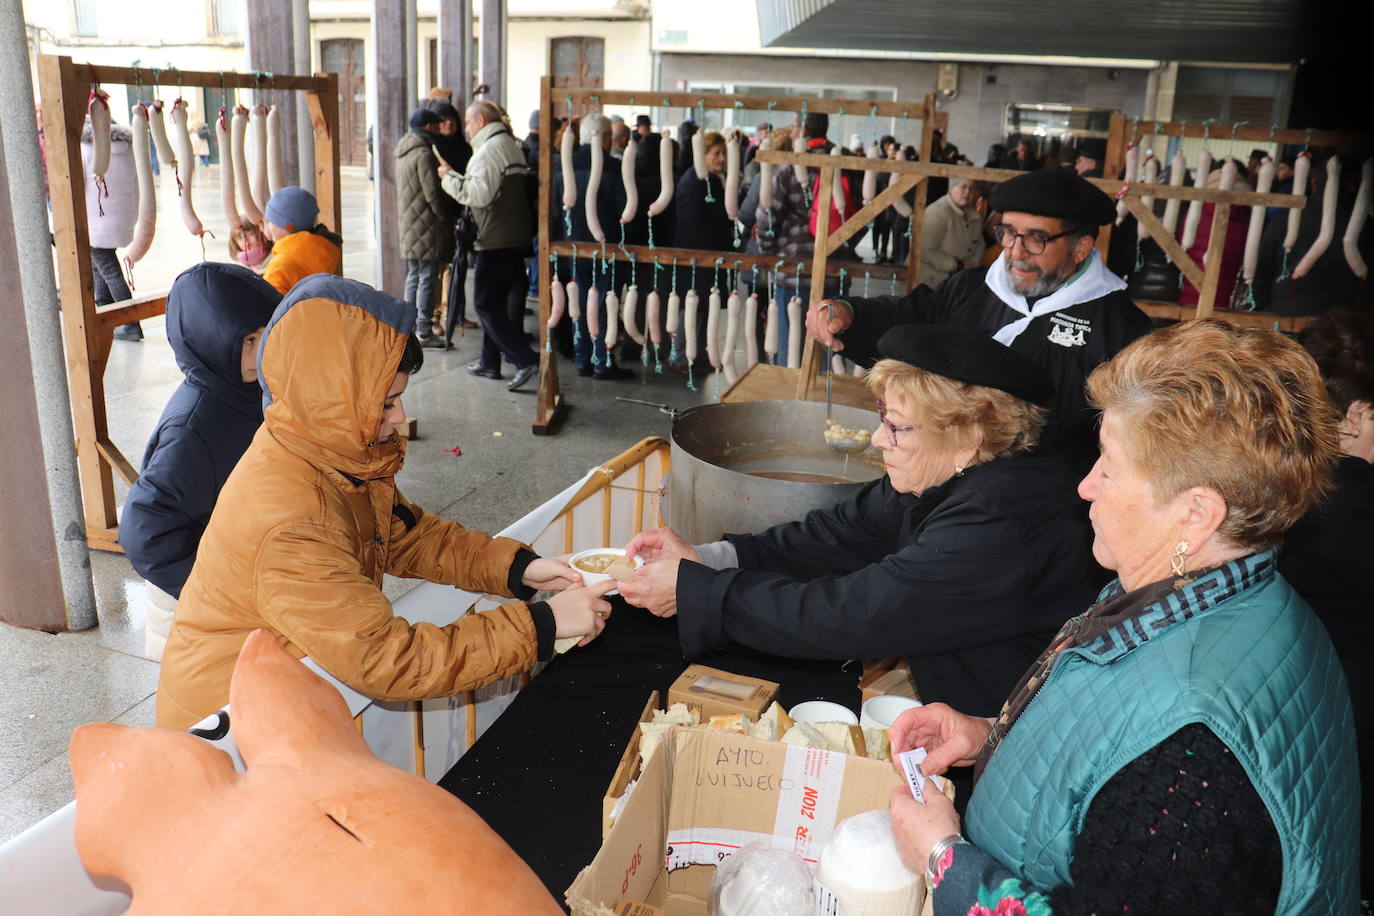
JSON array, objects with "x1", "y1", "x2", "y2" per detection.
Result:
[{"x1": 260, "y1": 186, "x2": 344, "y2": 294}]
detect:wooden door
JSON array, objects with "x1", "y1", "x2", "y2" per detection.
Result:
[
  {"x1": 550, "y1": 36, "x2": 604, "y2": 118},
  {"x1": 321, "y1": 38, "x2": 368, "y2": 166}
]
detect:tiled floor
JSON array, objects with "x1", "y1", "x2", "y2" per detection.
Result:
[{"x1": 1, "y1": 168, "x2": 719, "y2": 844}]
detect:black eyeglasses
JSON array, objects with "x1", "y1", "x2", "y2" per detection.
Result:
[
  {"x1": 876, "y1": 399, "x2": 915, "y2": 448},
  {"x1": 992, "y1": 225, "x2": 1073, "y2": 256}
]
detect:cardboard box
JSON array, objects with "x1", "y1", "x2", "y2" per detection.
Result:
[
  {"x1": 613, "y1": 899, "x2": 664, "y2": 916},
  {"x1": 667, "y1": 665, "x2": 779, "y2": 722},
  {"x1": 859, "y1": 657, "x2": 919, "y2": 704},
  {"x1": 603, "y1": 691, "x2": 662, "y2": 838},
  {"x1": 568, "y1": 727, "x2": 905, "y2": 916}
]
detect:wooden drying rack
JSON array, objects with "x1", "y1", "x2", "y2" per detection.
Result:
[
  {"x1": 531, "y1": 78, "x2": 941, "y2": 432},
  {"x1": 38, "y1": 55, "x2": 341, "y2": 552}
]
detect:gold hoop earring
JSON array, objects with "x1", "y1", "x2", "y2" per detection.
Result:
[{"x1": 1170, "y1": 539, "x2": 1190, "y2": 585}]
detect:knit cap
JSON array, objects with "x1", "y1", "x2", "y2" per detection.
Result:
[{"x1": 265, "y1": 186, "x2": 319, "y2": 233}]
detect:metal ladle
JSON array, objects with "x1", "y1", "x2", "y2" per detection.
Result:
[{"x1": 821, "y1": 303, "x2": 871, "y2": 455}]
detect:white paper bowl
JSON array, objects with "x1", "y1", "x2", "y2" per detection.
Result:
[
  {"x1": 788, "y1": 700, "x2": 859, "y2": 725},
  {"x1": 566, "y1": 547, "x2": 642, "y2": 591},
  {"x1": 859, "y1": 695, "x2": 923, "y2": 730}
]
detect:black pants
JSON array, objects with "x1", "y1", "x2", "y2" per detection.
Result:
[
  {"x1": 472, "y1": 247, "x2": 536, "y2": 372},
  {"x1": 91, "y1": 247, "x2": 130, "y2": 305}
]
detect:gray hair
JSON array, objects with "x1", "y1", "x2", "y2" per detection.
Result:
[{"x1": 580, "y1": 113, "x2": 611, "y2": 146}]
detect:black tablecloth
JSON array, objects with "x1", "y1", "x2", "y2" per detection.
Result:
[{"x1": 437, "y1": 598, "x2": 862, "y2": 903}]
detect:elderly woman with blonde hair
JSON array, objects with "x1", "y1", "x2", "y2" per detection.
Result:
[
  {"x1": 888, "y1": 319, "x2": 1359, "y2": 915},
  {"x1": 620, "y1": 325, "x2": 1098, "y2": 723}
]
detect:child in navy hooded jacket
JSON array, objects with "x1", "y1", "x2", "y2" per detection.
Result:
[{"x1": 119, "y1": 262, "x2": 280, "y2": 657}]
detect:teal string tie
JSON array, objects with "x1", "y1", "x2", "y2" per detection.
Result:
[
  {"x1": 1133, "y1": 239, "x2": 1144, "y2": 273},
  {"x1": 863, "y1": 269, "x2": 871, "y2": 298},
  {"x1": 686, "y1": 364, "x2": 697, "y2": 392},
  {"x1": 1277, "y1": 249, "x2": 1291, "y2": 283}
]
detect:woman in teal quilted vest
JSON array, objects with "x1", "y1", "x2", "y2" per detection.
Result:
[{"x1": 886, "y1": 319, "x2": 1361, "y2": 915}]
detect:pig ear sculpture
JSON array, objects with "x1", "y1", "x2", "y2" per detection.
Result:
[{"x1": 69, "y1": 629, "x2": 561, "y2": 915}]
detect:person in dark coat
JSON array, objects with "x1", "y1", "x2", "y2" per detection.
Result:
[
  {"x1": 1282, "y1": 308, "x2": 1374, "y2": 900},
  {"x1": 425, "y1": 99, "x2": 473, "y2": 173},
  {"x1": 550, "y1": 113, "x2": 632, "y2": 380},
  {"x1": 619, "y1": 325, "x2": 1097, "y2": 721},
  {"x1": 395, "y1": 107, "x2": 456, "y2": 345},
  {"x1": 119, "y1": 262, "x2": 282, "y2": 659},
  {"x1": 808, "y1": 168, "x2": 1154, "y2": 476}
]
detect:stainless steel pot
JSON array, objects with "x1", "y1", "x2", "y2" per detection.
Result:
[{"x1": 661, "y1": 400, "x2": 883, "y2": 543}]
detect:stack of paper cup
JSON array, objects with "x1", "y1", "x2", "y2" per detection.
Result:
[
  {"x1": 815, "y1": 810, "x2": 923, "y2": 915},
  {"x1": 859, "y1": 696, "x2": 922, "y2": 730},
  {"x1": 709, "y1": 842, "x2": 815, "y2": 916}
]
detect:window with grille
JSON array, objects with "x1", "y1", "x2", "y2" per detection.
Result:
[
  {"x1": 209, "y1": 0, "x2": 239, "y2": 37},
  {"x1": 72, "y1": 0, "x2": 97, "y2": 37}
]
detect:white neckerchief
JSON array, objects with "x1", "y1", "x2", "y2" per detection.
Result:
[{"x1": 984, "y1": 249, "x2": 1126, "y2": 345}]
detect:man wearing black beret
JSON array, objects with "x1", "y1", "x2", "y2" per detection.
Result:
[{"x1": 808, "y1": 168, "x2": 1152, "y2": 475}]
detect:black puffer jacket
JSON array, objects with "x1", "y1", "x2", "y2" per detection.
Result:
[{"x1": 395, "y1": 130, "x2": 456, "y2": 262}]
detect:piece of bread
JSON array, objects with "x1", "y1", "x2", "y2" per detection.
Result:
[{"x1": 707, "y1": 713, "x2": 751, "y2": 733}]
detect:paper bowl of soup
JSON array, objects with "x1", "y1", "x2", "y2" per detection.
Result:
[{"x1": 567, "y1": 547, "x2": 642, "y2": 592}]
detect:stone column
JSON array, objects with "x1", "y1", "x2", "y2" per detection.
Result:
[
  {"x1": 294, "y1": 0, "x2": 315, "y2": 194},
  {"x1": 245, "y1": 0, "x2": 301, "y2": 186},
  {"x1": 373, "y1": 0, "x2": 409, "y2": 294},
  {"x1": 480, "y1": 0, "x2": 506, "y2": 107}
]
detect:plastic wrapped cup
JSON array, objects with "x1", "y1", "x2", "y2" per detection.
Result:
[
  {"x1": 859, "y1": 695, "x2": 923, "y2": 730},
  {"x1": 709, "y1": 842, "x2": 815, "y2": 916},
  {"x1": 788, "y1": 700, "x2": 858, "y2": 725}
]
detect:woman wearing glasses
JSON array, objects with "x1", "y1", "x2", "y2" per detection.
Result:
[
  {"x1": 619, "y1": 325, "x2": 1097, "y2": 723},
  {"x1": 806, "y1": 168, "x2": 1153, "y2": 476}
]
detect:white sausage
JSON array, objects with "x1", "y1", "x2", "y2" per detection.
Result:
[
  {"x1": 1292, "y1": 156, "x2": 1342, "y2": 280},
  {"x1": 1181, "y1": 148, "x2": 1213, "y2": 249},
  {"x1": 1137, "y1": 153, "x2": 1159, "y2": 240},
  {"x1": 148, "y1": 100, "x2": 176, "y2": 167},
  {"x1": 170, "y1": 100, "x2": 202, "y2": 236},
  {"x1": 830, "y1": 146, "x2": 847, "y2": 218},
  {"x1": 586, "y1": 131, "x2": 606, "y2": 243},
  {"x1": 743, "y1": 292, "x2": 760, "y2": 368},
  {"x1": 785, "y1": 296, "x2": 803, "y2": 370},
  {"x1": 890, "y1": 147, "x2": 913, "y2": 217},
  {"x1": 561, "y1": 126, "x2": 577, "y2": 210},
  {"x1": 1160, "y1": 150, "x2": 1187, "y2": 235},
  {"x1": 646, "y1": 289, "x2": 663, "y2": 346},
  {"x1": 759, "y1": 136, "x2": 774, "y2": 211},
  {"x1": 1284, "y1": 153, "x2": 1312, "y2": 251},
  {"x1": 1242, "y1": 159, "x2": 1275, "y2": 281},
  {"x1": 231, "y1": 106, "x2": 263, "y2": 224},
  {"x1": 764, "y1": 296, "x2": 779, "y2": 359},
  {"x1": 266, "y1": 105, "x2": 285, "y2": 196},
  {"x1": 249, "y1": 104, "x2": 269, "y2": 215},
  {"x1": 604, "y1": 287, "x2": 620, "y2": 348},
  {"x1": 566, "y1": 279, "x2": 581, "y2": 321},
  {"x1": 724, "y1": 127, "x2": 741, "y2": 220},
  {"x1": 1202, "y1": 159, "x2": 1239, "y2": 267},
  {"x1": 125, "y1": 104, "x2": 156, "y2": 266},
  {"x1": 621, "y1": 284, "x2": 644, "y2": 345},
  {"x1": 647, "y1": 134, "x2": 675, "y2": 217},
  {"x1": 548, "y1": 277, "x2": 566, "y2": 328},
  {"x1": 722, "y1": 290, "x2": 742, "y2": 385},
  {"x1": 1343, "y1": 158, "x2": 1372, "y2": 280},
  {"x1": 88, "y1": 88, "x2": 111, "y2": 189},
  {"x1": 683, "y1": 289, "x2": 699, "y2": 360},
  {"x1": 216, "y1": 109, "x2": 241, "y2": 230},
  {"x1": 587, "y1": 286, "x2": 602, "y2": 339},
  {"x1": 1117, "y1": 144, "x2": 1138, "y2": 226},
  {"x1": 619, "y1": 136, "x2": 638, "y2": 224},
  {"x1": 792, "y1": 132, "x2": 809, "y2": 186},
  {"x1": 665, "y1": 290, "x2": 681, "y2": 334},
  {"x1": 705, "y1": 287, "x2": 722, "y2": 370},
  {"x1": 862, "y1": 141, "x2": 880, "y2": 204},
  {"x1": 692, "y1": 127, "x2": 707, "y2": 181}
]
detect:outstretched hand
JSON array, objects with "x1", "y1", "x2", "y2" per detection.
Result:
[
  {"x1": 624, "y1": 527, "x2": 699, "y2": 565},
  {"x1": 522, "y1": 556, "x2": 583, "y2": 592},
  {"x1": 616, "y1": 556, "x2": 682, "y2": 618}
]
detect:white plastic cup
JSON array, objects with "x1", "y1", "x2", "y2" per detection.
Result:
[
  {"x1": 788, "y1": 700, "x2": 858, "y2": 725},
  {"x1": 859, "y1": 695, "x2": 922, "y2": 730},
  {"x1": 566, "y1": 547, "x2": 642, "y2": 594}
]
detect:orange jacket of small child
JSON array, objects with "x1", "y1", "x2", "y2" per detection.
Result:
[{"x1": 262, "y1": 229, "x2": 343, "y2": 294}]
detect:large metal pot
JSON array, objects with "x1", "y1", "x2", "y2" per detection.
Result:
[{"x1": 663, "y1": 400, "x2": 883, "y2": 543}]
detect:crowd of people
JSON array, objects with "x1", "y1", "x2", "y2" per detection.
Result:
[{"x1": 67, "y1": 87, "x2": 1370, "y2": 913}]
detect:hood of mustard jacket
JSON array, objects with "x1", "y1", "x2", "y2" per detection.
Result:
[{"x1": 156, "y1": 275, "x2": 542, "y2": 730}]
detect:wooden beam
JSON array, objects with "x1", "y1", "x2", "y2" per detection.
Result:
[
  {"x1": 825, "y1": 173, "x2": 922, "y2": 258},
  {"x1": 1121, "y1": 118, "x2": 1371, "y2": 150},
  {"x1": 1195, "y1": 202, "x2": 1232, "y2": 317},
  {"x1": 95, "y1": 437, "x2": 138, "y2": 487},
  {"x1": 755, "y1": 151, "x2": 1305, "y2": 209},
  {"x1": 1099, "y1": 112, "x2": 1128, "y2": 259},
  {"x1": 306, "y1": 73, "x2": 342, "y2": 234},
  {"x1": 95, "y1": 291, "x2": 169, "y2": 331},
  {"x1": 1133, "y1": 300, "x2": 1315, "y2": 332},
  {"x1": 373, "y1": 0, "x2": 407, "y2": 296},
  {"x1": 39, "y1": 55, "x2": 117, "y2": 535},
  {"x1": 245, "y1": 0, "x2": 301, "y2": 184},
  {"x1": 544, "y1": 241, "x2": 909, "y2": 282},
  {"x1": 480, "y1": 0, "x2": 506, "y2": 106},
  {"x1": 560, "y1": 87, "x2": 932, "y2": 121},
  {"x1": 534, "y1": 74, "x2": 565, "y2": 436},
  {"x1": 797, "y1": 165, "x2": 835, "y2": 401},
  {"x1": 76, "y1": 63, "x2": 331, "y2": 93},
  {"x1": 907, "y1": 92, "x2": 936, "y2": 289},
  {"x1": 1121, "y1": 196, "x2": 1205, "y2": 291}
]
